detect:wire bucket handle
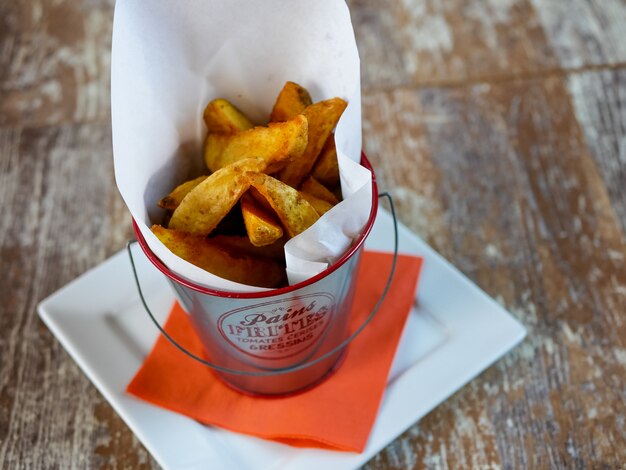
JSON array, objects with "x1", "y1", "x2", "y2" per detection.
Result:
[{"x1": 128, "y1": 192, "x2": 399, "y2": 377}]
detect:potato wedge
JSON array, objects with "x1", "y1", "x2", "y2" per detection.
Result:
[
  {"x1": 151, "y1": 225, "x2": 286, "y2": 288},
  {"x1": 278, "y1": 97, "x2": 347, "y2": 188},
  {"x1": 270, "y1": 81, "x2": 313, "y2": 122},
  {"x1": 300, "y1": 176, "x2": 339, "y2": 205},
  {"x1": 158, "y1": 175, "x2": 209, "y2": 211},
  {"x1": 248, "y1": 186, "x2": 274, "y2": 213},
  {"x1": 169, "y1": 158, "x2": 266, "y2": 236},
  {"x1": 203, "y1": 98, "x2": 254, "y2": 134},
  {"x1": 241, "y1": 193, "x2": 284, "y2": 247},
  {"x1": 204, "y1": 115, "x2": 308, "y2": 173},
  {"x1": 300, "y1": 192, "x2": 333, "y2": 216},
  {"x1": 246, "y1": 172, "x2": 319, "y2": 238},
  {"x1": 311, "y1": 135, "x2": 340, "y2": 188},
  {"x1": 210, "y1": 235, "x2": 286, "y2": 263}
]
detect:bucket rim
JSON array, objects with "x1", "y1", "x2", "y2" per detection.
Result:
[{"x1": 133, "y1": 152, "x2": 379, "y2": 299}]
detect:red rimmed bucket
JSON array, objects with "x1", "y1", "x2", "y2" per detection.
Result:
[{"x1": 131, "y1": 154, "x2": 395, "y2": 396}]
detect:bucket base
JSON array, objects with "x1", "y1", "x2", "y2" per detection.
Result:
[{"x1": 213, "y1": 347, "x2": 349, "y2": 397}]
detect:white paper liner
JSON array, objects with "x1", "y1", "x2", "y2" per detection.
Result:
[{"x1": 111, "y1": 0, "x2": 371, "y2": 292}]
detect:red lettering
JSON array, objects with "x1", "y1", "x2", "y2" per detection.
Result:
[
  {"x1": 244, "y1": 326, "x2": 267, "y2": 338},
  {"x1": 240, "y1": 313, "x2": 267, "y2": 326},
  {"x1": 227, "y1": 325, "x2": 246, "y2": 336},
  {"x1": 282, "y1": 306, "x2": 306, "y2": 321}
]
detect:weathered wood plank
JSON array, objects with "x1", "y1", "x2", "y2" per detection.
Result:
[
  {"x1": 350, "y1": 0, "x2": 626, "y2": 90},
  {"x1": 567, "y1": 69, "x2": 626, "y2": 234},
  {"x1": 531, "y1": 0, "x2": 626, "y2": 68},
  {"x1": 349, "y1": 0, "x2": 559, "y2": 88},
  {"x1": 361, "y1": 75, "x2": 626, "y2": 469},
  {"x1": 0, "y1": 0, "x2": 113, "y2": 128},
  {"x1": 347, "y1": 0, "x2": 414, "y2": 89},
  {"x1": 0, "y1": 123, "x2": 151, "y2": 469},
  {"x1": 361, "y1": 89, "x2": 450, "y2": 251}
]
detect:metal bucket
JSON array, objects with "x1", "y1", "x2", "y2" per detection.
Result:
[{"x1": 131, "y1": 154, "x2": 397, "y2": 396}]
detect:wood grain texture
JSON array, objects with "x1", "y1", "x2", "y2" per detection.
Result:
[
  {"x1": 1, "y1": 0, "x2": 626, "y2": 468},
  {"x1": 0, "y1": 0, "x2": 113, "y2": 128},
  {"x1": 567, "y1": 69, "x2": 626, "y2": 234},
  {"x1": 361, "y1": 77, "x2": 626, "y2": 469},
  {"x1": 350, "y1": 0, "x2": 559, "y2": 88},
  {"x1": 531, "y1": 0, "x2": 626, "y2": 68},
  {"x1": 350, "y1": 0, "x2": 626, "y2": 90},
  {"x1": 0, "y1": 124, "x2": 151, "y2": 468}
]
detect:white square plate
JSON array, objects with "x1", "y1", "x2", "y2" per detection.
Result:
[{"x1": 38, "y1": 209, "x2": 525, "y2": 469}]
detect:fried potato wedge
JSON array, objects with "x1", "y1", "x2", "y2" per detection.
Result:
[
  {"x1": 203, "y1": 98, "x2": 254, "y2": 134},
  {"x1": 204, "y1": 115, "x2": 308, "y2": 173},
  {"x1": 300, "y1": 192, "x2": 333, "y2": 216},
  {"x1": 210, "y1": 235, "x2": 286, "y2": 263},
  {"x1": 169, "y1": 158, "x2": 266, "y2": 236},
  {"x1": 241, "y1": 193, "x2": 284, "y2": 247},
  {"x1": 246, "y1": 172, "x2": 319, "y2": 238},
  {"x1": 151, "y1": 225, "x2": 286, "y2": 288},
  {"x1": 248, "y1": 186, "x2": 274, "y2": 213},
  {"x1": 300, "y1": 176, "x2": 339, "y2": 205},
  {"x1": 270, "y1": 81, "x2": 313, "y2": 122},
  {"x1": 311, "y1": 135, "x2": 340, "y2": 188},
  {"x1": 158, "y1": 175, "x2": 209, "y2": 211},
  {"x1": 278, "y1": 97, "x2": 347, "y2": 188}
]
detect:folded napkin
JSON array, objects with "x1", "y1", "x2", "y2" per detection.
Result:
[{"x1": 127, "y1": 251, "x2": 423, "y2": 452}]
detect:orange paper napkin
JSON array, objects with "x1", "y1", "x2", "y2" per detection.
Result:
[{"x1": 127, "y1": 251, "x2": 423, "y2": 452}]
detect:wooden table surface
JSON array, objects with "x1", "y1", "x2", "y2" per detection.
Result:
[{"x1": 1, "y1": 0, "x2": 625, "y2": 468}]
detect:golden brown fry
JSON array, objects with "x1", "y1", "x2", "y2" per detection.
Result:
[
  {"x1": 311, "y1": 135, "x2": 340, "y2": 188},
  {"x1": 300, "y1": 176, "x2": 339, "y2": 205},
  {"x1": 210, "y1": 235, "x2": 286, "y2": 263},
  {"x1": 248, "y1": 186, "x2": 274, "y2": 213},
  {"x1": 240, "y1": 193, "x2": 284, "y2": 247},
  {"x1": 203, "y1": 98, "x2": 254, "y2": 134},
  {"x1": 151, "y1": 225, "x2": 286, "y2": 288},
  {"x1": 246, "y1": 172, "x2": 319, "y2": 238},
  {"x1": 204, "y1": 115, "x2": 308, "y2": 173},
  {"x1": 278, "y1": 97, "x2": 347, "y2": 188},
  {"x1": 270, "y1": 81, "x2": 313, "y2": 122},
  {"x1": 158, "y1": 175, "x2": 209, "y2": 211},
  {"x1": 300, "y1": 192, "x2": 333, "y2": 216},
  {"x1": 169, "y1": 158, "x2": 266, "y2": 236}
]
